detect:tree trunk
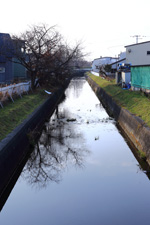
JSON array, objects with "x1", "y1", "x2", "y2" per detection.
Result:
[{"x1": 30, "y1": 72, "x2": 36, "y2": 90}]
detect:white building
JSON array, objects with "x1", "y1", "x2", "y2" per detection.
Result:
[
  {"x1": 92, "y1": 57, "x2": 118, "y2": 73},
  {"x1": 125, "y1": 41, "x2": 150, "y2": 92},
  {"x1": 125, "y1": 41, "x2": 150, "y2": 66}
]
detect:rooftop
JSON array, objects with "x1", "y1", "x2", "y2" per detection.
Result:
[{"x1": 125, "y1": 41, "x2": 150, "y2": 48}]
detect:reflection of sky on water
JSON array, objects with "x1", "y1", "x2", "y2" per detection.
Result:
[{"x1": 1, "y1": 78, "x2": 150, "y2": 225}]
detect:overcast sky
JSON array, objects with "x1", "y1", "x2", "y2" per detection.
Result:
[{"x1": 1, "y1": 0, "x2": 150, "y2": 61}]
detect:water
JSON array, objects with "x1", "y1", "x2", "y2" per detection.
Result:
[{"x1": 1, "y1": 78, "x2": 150, "y2": 225}]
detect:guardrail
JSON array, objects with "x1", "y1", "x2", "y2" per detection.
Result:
[{"x1": 0, "y1": 81, "x2": 31, "y2": 108}]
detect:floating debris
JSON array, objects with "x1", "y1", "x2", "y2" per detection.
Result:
[
  {"x1": 66, "y1": 118, "x2": 76, "y2": 122},
  {"x1": 95, "y1": 136, "x2": 99, "y2": 141},
  {"x1": 44, "y1": 90, "x2": 52, "y2": 94}
]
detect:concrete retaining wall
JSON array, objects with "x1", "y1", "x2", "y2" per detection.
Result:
[
  {"x1": 87, "y1": 76, "x2": 150, "y2": 165},
  {"x1": 0, "y1": 82, "x2": 69, "y2": 205}
]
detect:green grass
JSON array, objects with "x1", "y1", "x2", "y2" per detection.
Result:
[
  {"x1": 2, "y1": 74, "x2": 150, "y2": 141},
  {"x1": 88, "y1": 73, "x2": 150, "y2": 127},
  {"x1": 0, "y1": 90, "x2": 48, "y2": 141}
]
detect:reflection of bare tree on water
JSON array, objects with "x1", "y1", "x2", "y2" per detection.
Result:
[
  {"x1": 66, "y1": 77, "x2": 86, "y2": 99},
  {"x1": 22, "y1": 107, "x2": 89, "y2": 188}
]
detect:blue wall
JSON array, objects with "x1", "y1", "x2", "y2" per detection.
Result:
[{"x1": 0, "y1": 60, "x2": 13, "y2": 83}]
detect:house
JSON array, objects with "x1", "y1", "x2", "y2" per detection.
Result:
[
  {"x1": 92, "y1": 57, "x2": 118, "y2": 74},
  {"x1": 0, "y1": 33, "x2": 14, "y2": 83},
  {"x1": 0, "y1": 33, "x2": 27, "y2": 84},
  {"x1": 125, "y1": 41, "x2": 150, "y2": 92}
]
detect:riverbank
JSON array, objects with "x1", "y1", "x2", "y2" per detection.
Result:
[
  {"x1": 87, "y1": 73, "x2": 150, "y2": 127},
  {"x1": 86, "y1": 73, "x2": 150, "y2": 165},
  {"x1": 0, "y1": 89, "x2": 48, "y2": 141},
  {"x1": 0, "y1": 82, "x2": 69, "y2": 206}
]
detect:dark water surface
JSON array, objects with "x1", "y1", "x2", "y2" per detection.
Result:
[{"x1": 1, "y1": 78, "x2": 150, "y2": 225}]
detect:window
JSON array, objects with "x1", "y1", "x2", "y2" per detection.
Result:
[{"x1": 147, "y1": 51, "x2": 150, "y2": 55}]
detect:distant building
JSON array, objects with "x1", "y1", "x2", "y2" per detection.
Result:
[
  {"x1": 110, "y1": 52, "x2": 126, "y2": 72},
  {"x1": 92, "y1": 57, "x2": 118, "y2": 74},
  {"x1": 125, "y1": 41, "x2": 150, "y2": 92}
]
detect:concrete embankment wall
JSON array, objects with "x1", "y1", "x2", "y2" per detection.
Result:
[
  {"x1": 0, "y1": 82, "x2": 69, "y2": 204},
  {"x1": 87, "y1": 76, "x2": 150, "y2": 165}
]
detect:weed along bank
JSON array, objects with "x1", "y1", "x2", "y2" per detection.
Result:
[{"x1": 86, "y1": 74, "x2": 150, "y2": 165}]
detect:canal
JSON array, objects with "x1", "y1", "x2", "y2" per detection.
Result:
[{"x1": 1, "y1": 77, "x2": 150, "y2": 224}]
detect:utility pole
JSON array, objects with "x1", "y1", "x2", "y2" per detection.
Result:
[{"x1": 130, "y1": 35, "x2": 146, "y2": 44}]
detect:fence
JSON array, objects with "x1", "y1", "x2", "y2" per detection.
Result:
[{"x1": 0, "y1": 81, "x2": 31, "y2": 108}]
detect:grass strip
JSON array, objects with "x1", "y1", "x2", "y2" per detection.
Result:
[
  {"x1": 0, "y1": 90, "x2": 48, "y2": 141},
  {"x1": 88, "y1": 73, "x2": 150, "y2": 127}
]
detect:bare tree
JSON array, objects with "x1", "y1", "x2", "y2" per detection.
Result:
[
  {"x1": 12, "y1": 24, "x2": 85, "y2": 89},
  {"x1": 12, "y1": 24, "x2": 61, "y2": 88}
]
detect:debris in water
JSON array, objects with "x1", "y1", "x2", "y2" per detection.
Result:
[
  {"x1": 66, "y1": 118, "x2": 76, "y2": 122},
  {"x1": 95, "y1": 136, "x2": 99, "y2": 141},
  {"x1": 44, "y1": 90, "x2": 51, "y2": 94}
]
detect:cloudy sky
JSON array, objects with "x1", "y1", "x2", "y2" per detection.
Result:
[{"x1": 1, "y1": 0, "x2": 150, "y2": 61}]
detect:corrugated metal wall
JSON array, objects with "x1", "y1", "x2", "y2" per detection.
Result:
[{"x1": 131, "y1": 66, "x2": 150, "y2": 90}]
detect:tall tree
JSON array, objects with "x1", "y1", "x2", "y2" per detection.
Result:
[
  {"x1": 12, "y1": 24, "x2": 61, "y2": 88},
  {"x1": 12, "y1": 24, "x2": 84, "y2": 89}
]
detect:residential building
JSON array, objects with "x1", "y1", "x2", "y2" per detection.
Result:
[
  {"x1": 0, "y1": 33, "x2": 13, "y2": 83},
  {"x1": 0, "y1": 33, "x2": 27, "y2": 84},
  {"x1": 92, "y1": 57, "x2": 118, "y2": 74},
  {"x1": 125, "y1": 41, "x2": 150, "y2": 92}
]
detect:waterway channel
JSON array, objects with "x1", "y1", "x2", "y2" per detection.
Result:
[{"x1": 1, "y1": 77, "x2": 150, "y2": 225}]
